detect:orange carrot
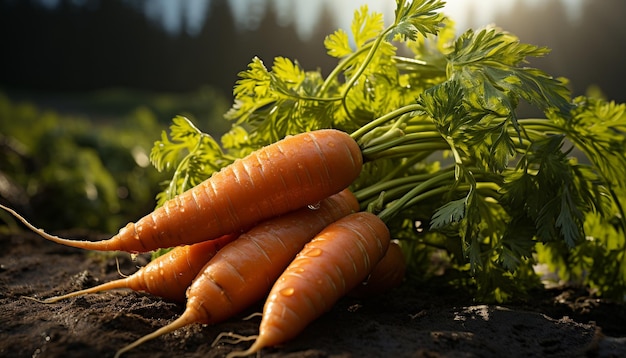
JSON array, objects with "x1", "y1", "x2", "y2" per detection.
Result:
[
  {"x1": 27, "y1": 234, "x2": 237, "y2": 304},
  {"x1": 0, "y1": 129, "x2": 362, "y2": 253},
  {"x1": 112, "y1": 189, "x2": 359, "y2": 358},
  {"x1": 348, "y1": 240, "x2": 406, "y2": 298},
  {"x1": 226, "y1": 211, "x2": 390, "y2": 357}
]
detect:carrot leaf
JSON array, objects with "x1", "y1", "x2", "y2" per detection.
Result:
[
  {"x1": 389, "y1": 0, "x2": 445, "y2": 41},
  {"x1": 150, "y1": 115, "x2": 232, "y2": 207},
  {"x1": 351, "y1": 5, "x2": 385, "y2": 48},
  {"x1": 430, "y1": 198, "x2": 465, "y2": 230},
  {"x1": 324, "y1": 28, "x2": 352, "y2": 58}
]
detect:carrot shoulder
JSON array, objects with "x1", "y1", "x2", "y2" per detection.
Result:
[
  {"x1": 27, "y1": 234, "x2": 237, "y2": 304},
  {"x1": 228, "y1": 211, "x2": 390, "y2": 357},
  {"x1": 113, "y1": 189, "x2": 359, "y2": 358},
  {"x1": 1, "y1": 129, "x2": 362, "y2": 253}
]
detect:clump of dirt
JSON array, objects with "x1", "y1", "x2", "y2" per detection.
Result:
[{"x1": 1, "y1": 230, "x2": 625, "y2": 358}]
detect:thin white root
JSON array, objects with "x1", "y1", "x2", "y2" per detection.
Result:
[
  {"x1": 211, "y1": 332, "x2": 258, "y2": 347},
  {"x1": 213, "y1": 333, "x2": 265, "y2": 358},
  {"x1": 226, "y1": 342, "x2": 263, "y2": 358},
  {"x1": 115, "y1": 257, "x2": 130, "y2": 278},
  {"x1": 241, "y1": 312, "x2": 262, "y2": 321}
]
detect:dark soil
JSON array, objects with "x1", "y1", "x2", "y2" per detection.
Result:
[{"x1": 1, "y1": 229, "x2": 625, "y2": 358}]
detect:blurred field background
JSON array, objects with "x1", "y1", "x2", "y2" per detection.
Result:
[{"x1": 1, "y1": 0, "x2": 624, "y2": 233}]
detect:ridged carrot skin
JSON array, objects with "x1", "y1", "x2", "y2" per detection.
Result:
[
  {"x1": 32, "y1": 234, "x2": 237, "y2": 304},
  {"x1": 229, "y1": 211, "x2": 390, "y2": 357},
  {"x1": 348, "y1": 240, "x2": 406, "y2": 298},
  {"x1": 0, "y1": 129, "x2": 362, "y2": 253},
  {"x1": 113, "y1": 189, "x2": 359, "y2": 358}
]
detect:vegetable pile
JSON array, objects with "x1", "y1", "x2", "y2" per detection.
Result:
[{"x1": 2, "y1": 0, "x2": 626, "y2": 356}]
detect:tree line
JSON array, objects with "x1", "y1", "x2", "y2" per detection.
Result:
[
  {"x1": 489, "y1": 0, "x2": 626, "y2": 102},
  {"x1": 0, "y1": 0, "x2": 338, "y2": 98},
  {"x1": 1, "y1": 0, "x2": 624, "y2": 103}
]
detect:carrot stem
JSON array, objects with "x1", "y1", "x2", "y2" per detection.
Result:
[
  {"x1": 339, "y1": 26, "x2": 396, "y2": 119},
  {"x1": 377, "y1": 170, "x2": 455, "y2": 223},
  {"x1": 362, "y1": 142, "x2": 450, "y2": 160},
  {"x1": 351, "y1": 104, "x2": 423, "y2": 142},
  {"x1": 360, "y1": 131, "x2": 444, "y2": 157},
  {"x1": 318, "y1": 42, "x2": 374, "y2": 96},
  {"x1": 354, "y1": 171, "x2": 440, "y2": 202}
]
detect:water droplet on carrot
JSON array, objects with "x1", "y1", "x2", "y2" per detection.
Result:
[
  {"x1": 307, "y1": 202, "x2": 321, "y2": 210},
  {"x1": 280, "y1": 287, "x2": 295, "y2": 296},
  {"x1": 306, "y1": 248, "x2": 323, "y2": 257}
]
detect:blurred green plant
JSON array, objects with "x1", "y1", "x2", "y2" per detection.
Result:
[{"x1": 0, "y1": 89, "x2": 229, "y2": 233}]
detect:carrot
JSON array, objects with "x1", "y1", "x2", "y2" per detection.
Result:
[
  {"x1": 26, "y1": 234, "x2": 238, "y2": 304},
  {"x1": 225, "y1": 211, "x2": 390, "y2": 357},
  {"x1": 348, "y1": 240, "x2": 406, "y2": 298},
  {"x1": 0, "y1": 129, "x2": 362, "y2": 253},
  {"x1": 112, "y1": 189, "x2": 359, "y2": 358}
]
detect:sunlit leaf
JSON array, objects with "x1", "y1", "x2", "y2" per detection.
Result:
[
  {"x1": 351, "y1": 5, "x2": 384, "y2": 48},
  {"x1": 325, "y1": 28, "x2": 353, "y2": 58},
  {"x1": 390, "y1": 0, "x2": 446, "y2": 41}
]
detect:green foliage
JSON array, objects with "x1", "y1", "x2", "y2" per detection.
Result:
[
  {"x1": 153, "y1": 0, "x2": 626, "y2": 302},
  {"x1": 150, "y1": 116, "x2": 233, "y2": 207}
]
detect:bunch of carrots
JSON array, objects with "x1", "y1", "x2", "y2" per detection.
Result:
[
  {"x1": 9, "y1": 0, "x2": 621, "y2": 354},
  {"x1": 1, "y1": 129, "x2": 407, "y2": 357}
]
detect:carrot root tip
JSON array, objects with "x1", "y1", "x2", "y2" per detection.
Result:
[
  {"x1": 21, "y1": 295, "x2": 53, "y2": 304},
  {"x1": 114, "y1": 314, "x2": 191, "y2": 358}
]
